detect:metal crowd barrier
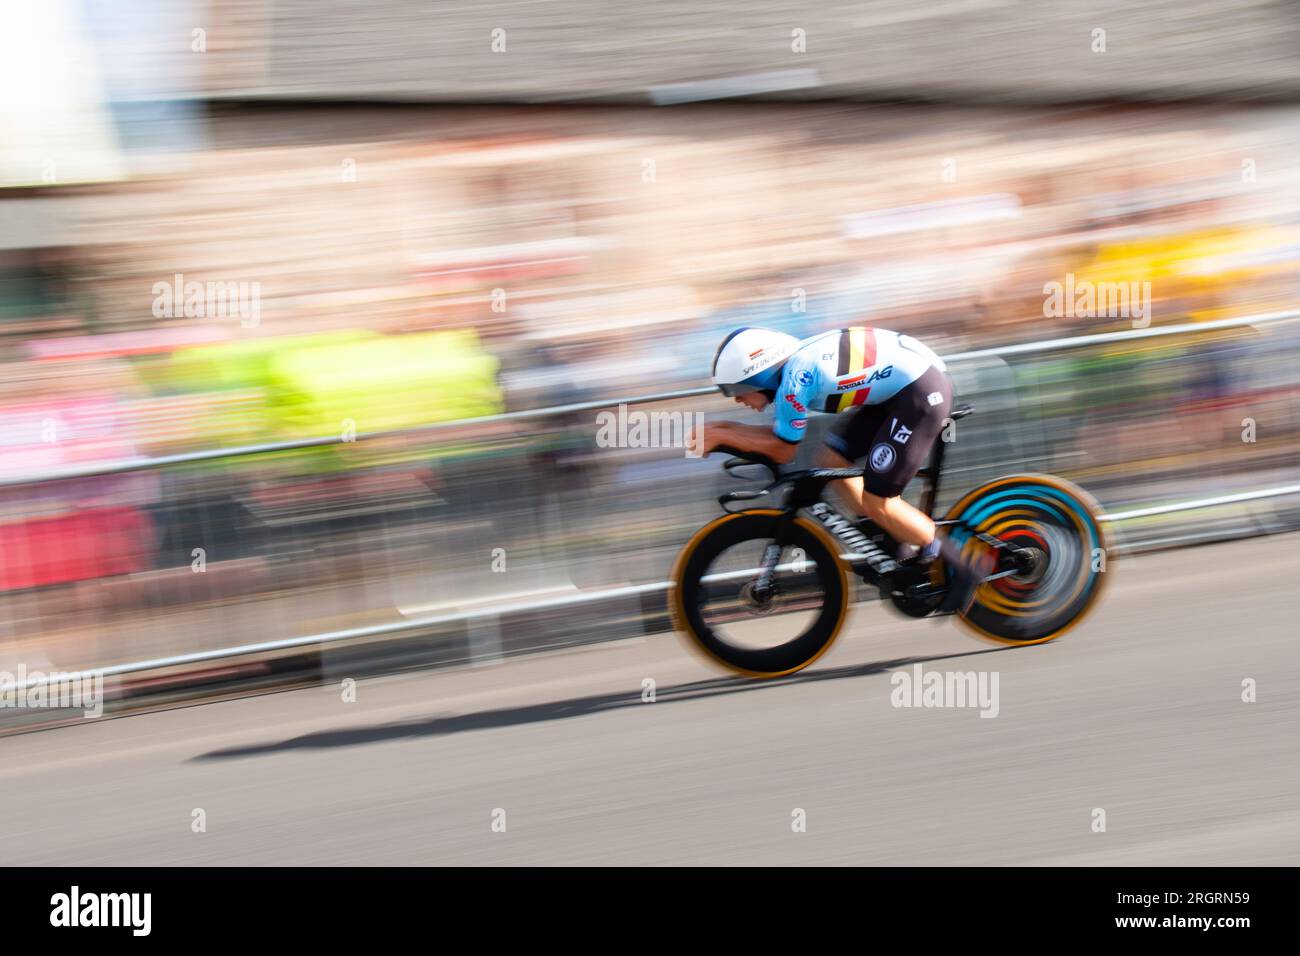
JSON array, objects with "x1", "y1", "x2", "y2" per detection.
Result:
[{"x1": 3, "y1": 308, "x2": 1300, "y2": 696}]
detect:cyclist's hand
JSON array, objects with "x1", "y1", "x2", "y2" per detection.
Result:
[
  {"x1": 688, "y1": 421, "x2": 728, "y2": 457},
  {"x1": 686, "y1": 425, "x2": 708, "y2": 457}
]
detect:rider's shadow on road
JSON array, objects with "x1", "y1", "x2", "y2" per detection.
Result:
[{"x1": 192, "y1": 646, "x2": 1014, "y2": 762}]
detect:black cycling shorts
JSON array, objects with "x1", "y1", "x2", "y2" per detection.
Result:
[{"x1": 822, "y1": 365, "x2": 953, "y2": 498}]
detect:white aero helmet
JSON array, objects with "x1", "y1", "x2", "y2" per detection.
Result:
[{"x1": 711, "y1": 327, "x2": 800, "y2": 396}]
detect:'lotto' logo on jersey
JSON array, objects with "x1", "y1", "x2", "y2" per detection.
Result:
[{"x1": 784, "y1": 393, "x2": 807, "y2": 413}]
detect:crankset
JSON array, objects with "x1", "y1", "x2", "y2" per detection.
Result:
[{"x1": 884, "y1": 561, "x2": 947, "y2": 618}]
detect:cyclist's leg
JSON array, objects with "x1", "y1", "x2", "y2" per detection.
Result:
[
  {"x1": 820, "y1": 402, "x2": 897, "y2": 529},
  {"x1": 815, "y1": 443, "x2": 935, "y2": 547},
  {"x1": 819, "y1": 368, "x2": 948, "y2": 546},
  {"x1": 821, "y1": 368, "x2": 987, "y2": 611}
]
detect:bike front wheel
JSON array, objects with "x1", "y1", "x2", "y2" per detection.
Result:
[{"x1": 670, "y1": 509, "x2": 850, "y2": 677}]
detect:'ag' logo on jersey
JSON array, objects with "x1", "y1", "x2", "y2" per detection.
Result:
[
  {"x1": 837, "y1": 365, "x2": 893, "y2": 391},
  {"x1": 796, "y1": 370, "x2": 815, "y2": 386}
]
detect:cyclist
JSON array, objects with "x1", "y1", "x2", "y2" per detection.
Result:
[{"x1": 688, "y1": 325, "x2": 991, "y2": 613}]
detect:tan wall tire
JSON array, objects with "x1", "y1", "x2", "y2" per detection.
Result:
[
  {"x1": 670, "y1": 510, "x2": 850, "y2": 677},
  {"x1": 939, "y1": 474, "x2": 1110, "y2": 645}
]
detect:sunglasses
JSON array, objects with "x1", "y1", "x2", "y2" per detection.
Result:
[{"x1": 717, "y1": 383, "x2": 763, "y2": 398}]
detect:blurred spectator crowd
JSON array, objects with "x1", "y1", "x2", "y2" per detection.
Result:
[{"x1": 5, "y1": 105, "x2": 1299, "y2": 456}]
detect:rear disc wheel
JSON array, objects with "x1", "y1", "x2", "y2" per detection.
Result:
[{"x1": 940, "y1": 475, "x2": 1109, "y2": 644}]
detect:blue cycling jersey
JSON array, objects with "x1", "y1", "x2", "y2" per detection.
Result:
[{"x1": 772, "y1": 327, "x2": 946, "y2": 443}]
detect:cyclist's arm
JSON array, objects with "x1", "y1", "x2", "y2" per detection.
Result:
[
  {"x1": 696, "y1": 421, "x2": 799, "y2": 463},
  {"x1": 771, "y1": 358, "x2": 817, "y2": 445}
]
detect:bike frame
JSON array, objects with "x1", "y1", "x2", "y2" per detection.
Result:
[{"x1": 714, "y1": 404, "x2": 1021, "y2": 589}]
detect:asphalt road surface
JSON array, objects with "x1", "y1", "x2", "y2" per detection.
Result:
[{"x1": 4, "y1": 533, "x2": 1297, "y2": 866}]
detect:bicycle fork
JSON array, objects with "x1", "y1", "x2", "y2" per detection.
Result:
[{"x1": 749, "y1": 542, "x2": 785, "y2": 605}]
